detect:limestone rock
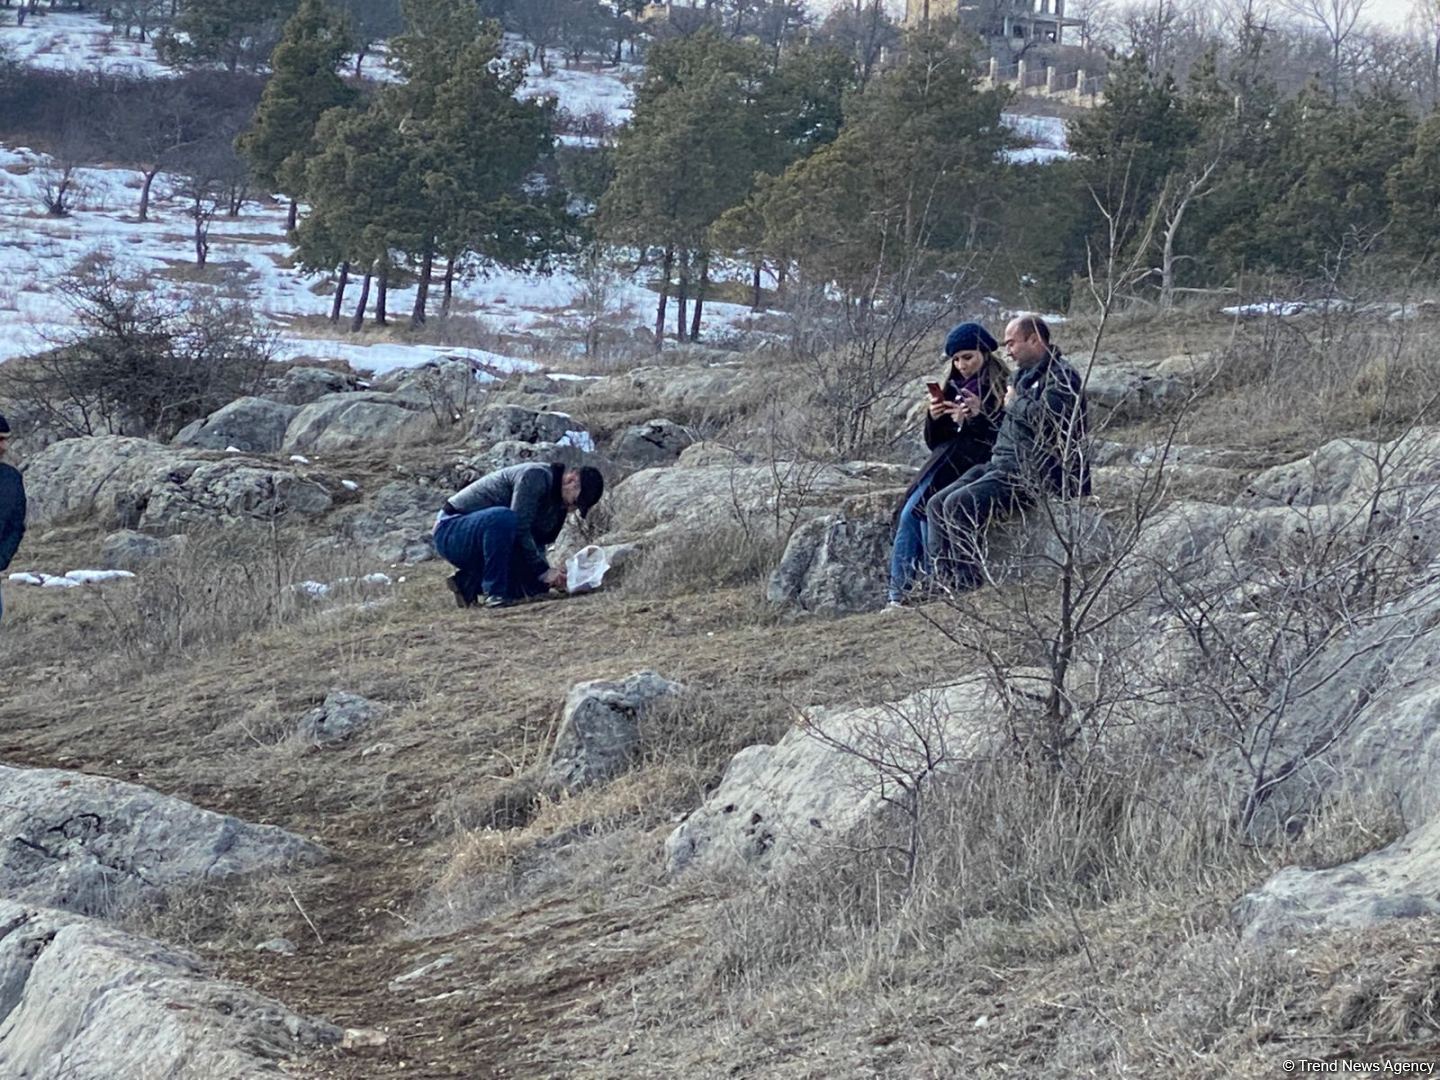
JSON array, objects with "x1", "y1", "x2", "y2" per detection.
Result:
[
  {"x1": 0, "y1": 764, "x2": 326, "y2": 918},
  {"x1": 470, "y1": 404, "x2": 579, "y2": 447},
  {"x1": 267, "y1": 365, "x2": 361, "y2": 406},
  {"x1": 1242, "y1": 429, "x2": 1440, "y2": 509},
  {"x1": 171, "y1": 397, "x2": 299, "y2": 455},
  {"x1": 0, "y1": 900, "x2": 341, "y2": 1078},
  {"x1": 337, "y1": 481, "x2": 439, "y2": 564},
  {"x1": 666, "y1": 679, "x2": 995, "y2": 874},
  {"x1": 1235, "y1": 815, "x2": 1440, "y2": 943},
  {"x1": 610, "y1": 419, "x2": 695, "y2": 466},
  {"x1": 297, "y1": 692, "x2": 386, "y2": 747},
  {"x1": 23, "y1": 436, "x2": 338, "y2": 532},
  {"x1": 607, "y1": 460, "x2": 912, "y2": 541},
  {"x1": 99, "y1": 529, "x2": 188, "y2": 569},
  {"x1": 544, "y1": 672, "x2": 685, "y2": 795},
  {"x1": 1083, "y1": 366, "x2": 1187, "y2": 421},
  {"x1": 766, "y1": 516, "x2": 892, "y2": 614},
  {"x1": 469, "y1": 439, "x2": 592, "y2": 473},
  {"x1": 281, "y1": 392, "x2": 438, "y2": 454}
]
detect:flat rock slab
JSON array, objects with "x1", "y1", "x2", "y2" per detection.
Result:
[
  {"x1": 0, "y1": 900, "x2": 341, "y2": 1078},
  {"x1": 1235, "y1": 815, "x2": 1440, "y2": 944},
  {"x1": 666, "y1": 679, "x2": 996, "y2": 875},
  {"x1": 0, "y1": 764, "x2": 326, "y2": 918}
]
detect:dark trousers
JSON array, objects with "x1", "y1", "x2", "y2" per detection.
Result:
[
  {"x1": 433, "y1": 507, "x2": 542, "y2": 603},
  {"x1": 925, "y1": 464, "x2": 1028, "y2": 589}
]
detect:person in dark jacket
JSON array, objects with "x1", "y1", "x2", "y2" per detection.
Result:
[
  {"x1": 433, "y1": 462, "x2": 604, "y2": 609},
  {"x1": 0, "y1": 413, "x2": 26, "y2": 626},
  {"x1": 887, "y1": 321, "x2": 1008, "y2": 606},
  {"x1": 926, "y1": 315, "x2": 1089, "y2": 590}
]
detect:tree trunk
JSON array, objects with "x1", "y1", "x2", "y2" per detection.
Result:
[
  {"x1": 286, "y1": 200, "x2": 298, "y2": 232},
  {"x1": 441, "y1": 257, "x2": 456, "y2": 316},
  {"x1": 330, "y1": 261, "x2": 350, "y2": 323},
  {"x1": 354, "y1": 44, "x2": 367, "y2": 78},
  {"x1": 689, "y1": 253, "x2": 708, "y2": 341},
  {"x1": 193, "y1": 208, "x2": 208, "y2": 267},
  {"x1": 653, "y1": 245, "x2": 674, "y2": 351},
  {"x1": 350, "y1": 270, "x2": 372, "y2": 332},
  {"x1": 675, "y1": 253, "x2": 690, "y2": 343},
  {"x1": 751, "y1": 262, "x2": 762, "y2": 311},
  {"x1": 374, "y1": 263, "x2": 389, "y2": 325},
  {"x1": 138, "y1": 167, "x2": 159, "y2": 222},
  {"x1": 411, "y1": 244, "x2": 433, "y2": 327}
]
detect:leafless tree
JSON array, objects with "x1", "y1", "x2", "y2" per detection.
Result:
[{"x1": 1281, "y1": 0, "x2": 1373, "y2": 99}]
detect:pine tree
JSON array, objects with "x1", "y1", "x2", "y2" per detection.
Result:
[
  {"x1": 1387, "y1": 112, "x2": 1440, "y2": 265},
  {"x1": 158, "y1": 0, "x2": 294, "y2": 71},
  {"x1": 237, "y1": 0, "x2": 355, "y2": 232}
]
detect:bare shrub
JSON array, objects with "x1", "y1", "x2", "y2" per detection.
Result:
[
  {"x1": 620, "y1": 525, "x2": 786, "y2": 598},
  {"x1": 8, "y1": 253, "x2": 273, "y2": 440}
]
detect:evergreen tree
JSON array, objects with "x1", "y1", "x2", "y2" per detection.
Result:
[
  {"x1": 1387, "y1": 111, "x2": 1440, "y2": 265},
  {"x1": 158, "y1": 0, "x2": 294, "y2": 71},
  {"x1": 719, "y1": 27, "x2": 1010, "y2": 304},
  {"x1": 237, "y1": 0, "x2": 355, "y2": 232}
]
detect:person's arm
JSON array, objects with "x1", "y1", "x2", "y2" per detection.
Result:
[
  {"x1": 0, "y1": 475, "x2": 25, "y2": 573},
  {"x1": 509, "y1": 468, "x2": 553, "y2": 580},
  {"x1": 923, "y1": 406, "x2": 960, "y2": 450}
]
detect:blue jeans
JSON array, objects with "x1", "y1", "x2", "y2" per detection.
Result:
[
  {"x1": 888, "y1": 486, "x2": 929, "y2": 603},
  {"x1": 434, "y1": 507, "x2": 542, "y2": 603}
]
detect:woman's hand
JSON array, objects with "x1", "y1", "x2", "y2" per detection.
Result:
[
  {"x1": 954, "y1": 389, "x2": 981, "y2": 420},
  {"x1": 926, "y1": 398, "x2": 950, "y2": 419}
]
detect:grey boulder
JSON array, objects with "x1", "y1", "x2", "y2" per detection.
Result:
[
  {"x1": 611, "y1": 419, "x2": 695, "y2": 466},
  {"x1": 666, "y1": 679, "x2": 995, "y2": 875},
  {"x1": 544, "y1": 672, "x2": 685, "y2": 795},
  {"x1": 470, "y1": 404, "x2": 578, "y2": 447},
  {"x1": 281, "y1": 392, "x2": 438, "y2": 454},
  {"x1": 0, "y1": 764, "x2": 326, "y2": 917},
  {"x1": 0, "y1": 900, "x2": 341, "y2": 1079},
  {"x1": 298, "y1": 692, "x2": 387, "y2": 747},
  {"x1": 171, "y1": 397, "x2": 299, "y2": 454},
  {"x1": 23, "y1": 436, "x2": 338, "y2": 532},
  {"x1": 267, "y1": 365, "x2": 362, "y2": 406}
]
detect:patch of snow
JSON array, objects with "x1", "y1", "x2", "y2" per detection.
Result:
[
  {"x1": 7, "y1": 572, "x2": 46, "y2": 586},
  {"x1": 63, "y1": 569, "x2": 137, "y2": 584},
  {"x1": 1222, "y1": 301, "x2": 1308, "y2": 317},
  {"x1": 1001, "y1": 146, "x2": 1074, "y2": 165},
  {"x1": 3, "y1": 11, "x2": 176, "y2": 78},
  {"x1": 341, "y1": 479, "x2": 360, "y2": 491},
  {"x1": 10, "y1": 568, "x2": 136, "y2": 587},
  {"x1": 290, "y1": 455, "x2": 311, "y2": 464},
  {"x1": 545, "y1": 372, "x2": 601, "y2": 382}
]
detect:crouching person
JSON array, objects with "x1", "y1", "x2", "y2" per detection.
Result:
[{"x1": 434, "y1": 462, "x2": 604, "y2": 609}]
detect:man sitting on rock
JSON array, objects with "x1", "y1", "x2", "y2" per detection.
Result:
[
  {"x1": 434, "y1": 462, "x2": 604, "y2": 609},
  {"x1": 0, "y1": 413, "x2": 26, "y2": 626},
  {"x1": 925, "y1": 315, "x2": 1089, "y2": 591}
]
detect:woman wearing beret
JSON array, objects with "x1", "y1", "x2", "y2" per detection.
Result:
[{"x1": 887, "y1": 321, "x2": 1008, "y2": 607}]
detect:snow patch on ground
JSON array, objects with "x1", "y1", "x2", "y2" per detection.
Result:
[
  {"x1": 0, "y1": 10, "x2": 176, "y2": 77},
  {"x1": 1000, "y1": 113, "x2": 1073, "y2": 165},
  {"x1": 9, "y1": 569, "x2": 136, "y2": 587}
]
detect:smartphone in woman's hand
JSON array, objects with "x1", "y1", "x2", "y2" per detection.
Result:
[{"x1": 926, "y1": 381, "x2": 944, "y2": 403}]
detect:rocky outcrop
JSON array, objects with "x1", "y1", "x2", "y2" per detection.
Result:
[
  {"x1": 607, "y1": 460, "x2": 913, "y2": 542},
  {"x1": 767, "y1": 496, "x2": 1114, "y2": 615},
  {"x1": 298, "y1": 692, "x2": 386, "y2": 747},
  {"x1": 1242, "y1": 429, "x2": 1440, "y2": 510},
  {"x1": 470, "y1": 404, "x2": 579, "y2": 447},
  {"x1": 171, "y1": 397, "x2": 300, "y2": 454},
  {"x1": 767, "y1": 515, "x2": 892, "y2": 614},
  {"x1": 266, "y1": 365, "x2": 361, "y2": 405},
  {"x1": 1235, "y1": 816, "x2": 1440, "y2": 943},
  {"x1": 336, "y1": 481, "x2": 439, "y2": 564},
  {"x1": 0, "y1": 900, "x2": 341, "y2": 1078},
  {"x1": 23, "y1": 436, "x2": 340, "y2": 532},
  {"x1": 583, "y1": 363, "x2": 763, "y2": 410},
  {"x1": 281, "y1": 392, "x2": 438, "y2": 454},
  {"x1": 611, "y1": 419, "x2": 695, "y2": 466},
  {"x1": 0, "y1": 764, "x2": 326, "y2": 917},
  {"x1": 544, "y1": 672, "x2": 685, "y2": 795},
  {"x1": 666, "y1": 679, "x2": 995, "y2": 874}
]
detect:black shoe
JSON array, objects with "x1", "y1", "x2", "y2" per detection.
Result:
[
  {"x1": 445, "y1": 573, "x2": 476, "y2": 609},
  {"x1": 483, "y1": 595, "x2": 517, "y2": 609}
]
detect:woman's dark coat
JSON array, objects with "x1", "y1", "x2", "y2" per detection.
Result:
[{"x1": 895, "y1": 371, "x2": 1003, "y2": 520}]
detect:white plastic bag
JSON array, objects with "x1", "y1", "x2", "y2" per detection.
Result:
[{"x1": 566, "y1": 544, "x2": 611, "y2": 594}]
